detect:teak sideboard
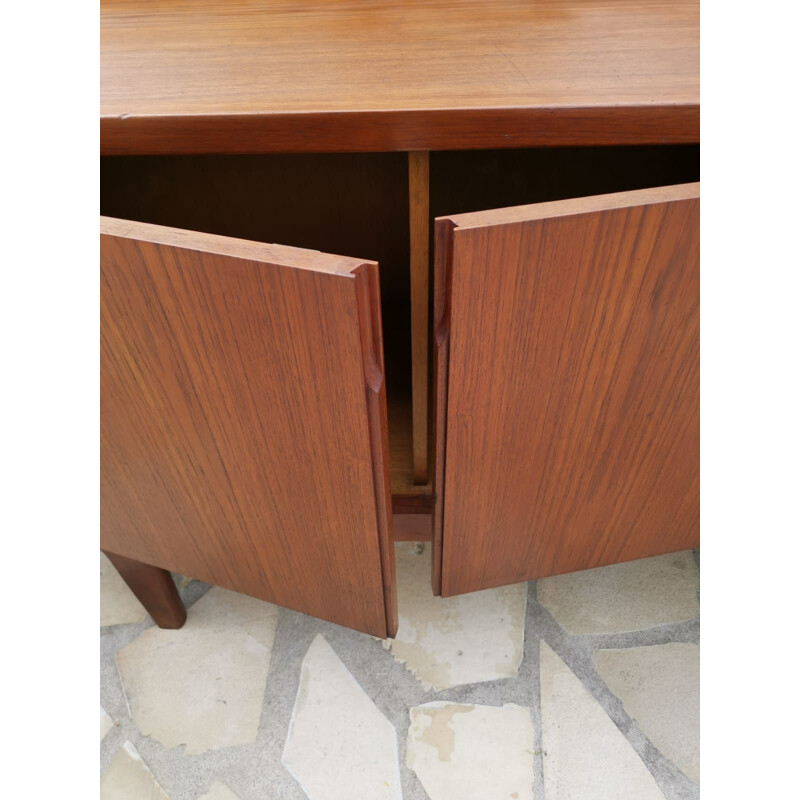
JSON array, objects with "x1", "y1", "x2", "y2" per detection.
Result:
[{"x1": 100, "y1": 0, "x2": 700, "y2": 638}]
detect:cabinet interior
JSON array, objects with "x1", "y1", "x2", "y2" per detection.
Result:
[{"x1": 100, "y1": 144, "x2": 700, "y2": 508}]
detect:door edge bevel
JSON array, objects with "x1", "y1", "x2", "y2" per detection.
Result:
[{"x1": 352, "y1": 262, "x2": 398, "y2": 637}]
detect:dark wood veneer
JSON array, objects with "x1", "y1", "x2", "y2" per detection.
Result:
[
  {"x1": 101, "y1": 217, "x2": 397, "y2": 636},
  {"x1": 103, "y1": 551, "x2": 187, "y2": 629},
  {"x1": 434, "y1": 184, "x2": 700, "y2": 595}
]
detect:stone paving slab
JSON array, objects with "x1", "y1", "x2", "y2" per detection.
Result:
[{"x1": 100, "y1": 547, "x2": 700, "y2": 800}]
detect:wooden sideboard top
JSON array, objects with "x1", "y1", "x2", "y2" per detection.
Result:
[{"x1": 100, "y1": 0, "x2": 699, "y2": 154}]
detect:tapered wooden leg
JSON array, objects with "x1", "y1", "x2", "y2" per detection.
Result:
[{"x1": 103, "y1": 551, "x2": 187, "y2": 629}]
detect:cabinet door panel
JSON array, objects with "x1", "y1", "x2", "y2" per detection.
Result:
[
  {"x1": 434, "y1": 185, "x2": 699, "y2": 596},
  {"x1": 101, "y1": 217, "x2": 396, "y2": 636}
]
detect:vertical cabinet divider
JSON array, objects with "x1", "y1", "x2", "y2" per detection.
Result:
[{"x1": 409, "y1": 151, "x2": 430, "y2": 485}]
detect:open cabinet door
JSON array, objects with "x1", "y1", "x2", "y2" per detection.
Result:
[
  {"x1": 433, "y1": 184, "x2": 699, "y2": 596},
  {"x1": 101, "y1": 218, "x2": 396, "y2": 637}
]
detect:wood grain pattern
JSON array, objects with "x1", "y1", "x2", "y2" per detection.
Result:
[
  {"x1": 435, "y1": 184, "x2": 699, "y2": 595},
  {"x1": 100, "y1": 217, "x2": 396, "y2": 637},
  {"x1": 393, "y1": 514, "x2": 433, "y2": 542},
  {"x1": 430, "y1": 145, "x2": 700, "y2": 220},
  {"x1": 409, "y1": 152, "x2": 430, "y2": 484},
  {"x1": 100, "y1": 153, "x2": 412, "y2": 305},
  {"x1": 431, "y1": 218, "x2": 456, "y2": 595},
  {"x1": 100, "y1": 0, "x2": 699, "y2": 154},
  {"x1": 381, "y1": 304, "x2": 433, "y2": 501},
  {"x1": 103, "y1": 551, "x2": 187, "y2": 628},
  {"x1": 389, "y1": 393, "x2": 433, "y2": 500}
]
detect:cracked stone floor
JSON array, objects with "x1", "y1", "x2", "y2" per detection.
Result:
[{"x1": 101, "y1": 545, "x2": 700, "y2": 799}]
